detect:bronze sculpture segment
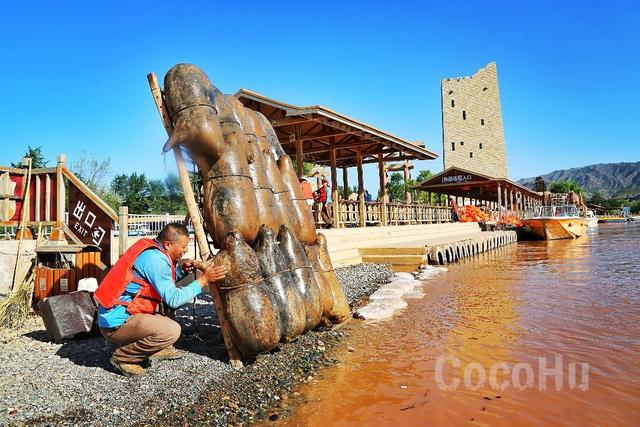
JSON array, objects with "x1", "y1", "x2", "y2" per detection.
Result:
[
  {"x1": 225, "y1": 96, "x2": 256, "y2": 143},
  {"x1": 223, "y1": 97, "x2": 281, "y2": 234},
  {"x1": 162, "y1": 65, "x2": 259, "y2": 247},
  {"x1": 254, "y1": 225, "x2": 306, "y2": 342},
  {"x1": 277, "y1": 155, "x2": 317, "y2": 244},
  {"x1": 248, "y1": 109, "x2": 302, "y2": 237},
  {"x1": 162, "y1": 64, "x2": 224, "y2": 158},
  {"x1": 304, "y1": 243, "x2": 335, "y2": 317},
  {"x1": 256, "y1": 111, "x2": 287, "y2": 160},
  {"x1": 193, "y1": 91, "x2": 260, "y2": 246},
  {"x1": 213, "y1": 232, "x2": 281, "y2": 358},
  {"x1": 247, "y1": 109, "x2": 268, "y2": 153},
  {"x1": 315, "y1": 233, "x2": 350, "y2": 323},
  {"x1": 278, "y1": 226, "x2": 322, "y2": 331}
]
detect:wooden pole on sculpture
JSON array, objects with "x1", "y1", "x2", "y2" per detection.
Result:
[
  {"x1": 147, "y1": 73, "x2": 210, "y2": 261},
  {"x1": 147, "y1": 72, "x2": 243, "y2": 369}
]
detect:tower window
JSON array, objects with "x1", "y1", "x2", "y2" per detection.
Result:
[
  {"x1": 479, "y1": 142, "x2": 483, "y2": 149},
  {"x1": 460, "y1": 141, "x2": 464, "y2": 146},
  {"x1": 451, "y1": 99, "x2": 455, "y2": 107},
  {"x1": 462, "y1": 110, "x2": 466, "y2": 120},
  {"x1": 470, "y1": 152, "x2": 474, "y2": 158},
  {"x1": 451, "y1": 142, "x2": 455, "y2": 151},
  {"x1": 481, "y1": 119, "x2": 485, "y2": 125},
  {"x1": 483, "y1": 87, "x2": 488, "y2": 91},
  {"x1": 448, "y1": 90, "x2": 453, "y2": 95}
]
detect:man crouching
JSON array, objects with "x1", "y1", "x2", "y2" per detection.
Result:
[{"x1": 95, "y1": 223, "x2": 226, "y2": 376}]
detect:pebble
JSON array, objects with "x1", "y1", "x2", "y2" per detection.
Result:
[{"x1": 0, "y1": 262, "x2": 393, "y2": 426}]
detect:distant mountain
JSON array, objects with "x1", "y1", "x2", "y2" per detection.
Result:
[{"x1": 518, "y1": 162, "x2": 640, "y2": 198}]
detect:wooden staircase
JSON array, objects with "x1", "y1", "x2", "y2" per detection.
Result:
[{"x1": 320, "y1": 222, "x2": 482, "y2": 267}]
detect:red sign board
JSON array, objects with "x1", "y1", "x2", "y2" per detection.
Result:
[{"x1": 68, "y1": 185, "x2": 113, "y2": 267}]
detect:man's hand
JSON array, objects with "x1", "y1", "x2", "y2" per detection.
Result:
[
  {"x1": 197, "y1": 264, "x2": 227, "y2": 288},
  {"x1": 181, "y1": 259, "x2": 197, "y2": 274}
]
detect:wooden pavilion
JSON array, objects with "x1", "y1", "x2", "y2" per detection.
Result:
[
  {"x1": 414, "y1": 166, "x2": 544, "y2": 216},
  {"x1": 235, "y1": 90, "x2": 448, "y2": 227}
]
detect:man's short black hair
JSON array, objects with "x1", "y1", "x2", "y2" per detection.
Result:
[{"x1": 158, "y1": 223, "x2": 190, "y2": 242}]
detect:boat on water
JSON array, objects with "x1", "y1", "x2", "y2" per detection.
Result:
[
  {"x1": 587, "y1": 210, "x2": 599, "y2": 227},
  {"x1": 598, "y1": 216, "x2": 628, "y2": 224},
  {"x1": 521, "y1": 197, "x2": 588, "y2": 240}
]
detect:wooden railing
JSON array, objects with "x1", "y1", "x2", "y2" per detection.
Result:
[
  {"x1": 336, "y1": 200, "x2": 453, "y2": 227},
  {"x1": 339, "y1": 200, "x2": 360, "y2": 226},
  {"x1": 364, "y1": 201, "x2": 382, "y2": 225}
]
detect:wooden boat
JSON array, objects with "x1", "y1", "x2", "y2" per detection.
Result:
[
  {"x1": 521, "y1": 199, "x2": 588, "y2": 240},
  {"x1": 597, "y1": 216, "x2": 628, "y2": 223}
]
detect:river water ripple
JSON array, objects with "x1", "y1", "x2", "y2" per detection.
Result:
[{"x1": 284, "y1": 223, "x2": 640, "y2": 426}]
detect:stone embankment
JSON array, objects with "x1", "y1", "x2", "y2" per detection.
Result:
[{"x1": 427, "y1": 230, "x2": 517, "y2": 265}]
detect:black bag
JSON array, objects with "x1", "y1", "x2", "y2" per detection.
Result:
[{"x1": 39, "y1": 291, "x2": 97, "y2": 343}]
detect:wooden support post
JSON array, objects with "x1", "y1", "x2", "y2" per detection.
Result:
[
  {"x1": 147, "y1": 72, "x2": 243, "y2": 369},
  {"x1": 510, "y1": 190, "x2": 514, "y2": 212},
  {"x1": 118, "y1": 206, "x2": 128, "y2": 257},
  {"x1": 504, "y1": 188, "x2": 508, "y2": 212},
  {"x1": 330, "y1": 146, "x2": 340, "y2": 229},
  {"x1": 56, "y1": 154, "x2": 66, "y2": 224},
  {"x1": 295, "y1": 139, "x2": 304, "y2": 178},
  {"x1": 403, "y1": 161, "x2": 411, "y2": 204},
  {"x1": 378, "y1": 153, "x2": 387, "y2": 226},
  {"x1": 497, "y1": 184, "x2": 502, "y2": 214},
  {"x1": 45, "y1": 174, "x2": 51, "y2": 221},
  {"x1": 342, "y1": 166, "x2": 349, "y2": 200},
  {"x1": 356, "y1": 148, "x2": 365, "y2": 227},
  {"x1": 35, "y1": 175, "x2": 41, "y2": 222}
]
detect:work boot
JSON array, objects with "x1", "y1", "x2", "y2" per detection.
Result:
[
  {"x1": 110, "y1": 356, "x2": 146, "y2": 376},
  {"x1": 149, "y1": 346, "x2": 184, "y2": 361}
]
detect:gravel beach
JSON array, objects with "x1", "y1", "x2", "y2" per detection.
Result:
[{"x1": 0, "y1": 263, "x2": 393, "y2": 426}]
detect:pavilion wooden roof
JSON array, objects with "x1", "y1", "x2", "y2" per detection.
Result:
[
  {"x1": 414, "y1": 166, "x2": 543, "y2": 202},
  {"x1": 235, "y1": 89, "x2": 438, "y2": 168}
]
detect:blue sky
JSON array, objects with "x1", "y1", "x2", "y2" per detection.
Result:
[{"x1": 1, "y1": 1, "x2": 638, "y2": 194}]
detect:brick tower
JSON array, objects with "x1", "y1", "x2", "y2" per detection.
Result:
[{"x1": 441, "y1": 62, "x2": 508, "y2": 178}]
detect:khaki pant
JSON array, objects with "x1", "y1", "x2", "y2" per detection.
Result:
[
  {"x1": 100, "y1": 313, "x2": 181, "y2": 364},
  {"x1": 314, "y1": 201, "x2": 333, "y2": 225}
]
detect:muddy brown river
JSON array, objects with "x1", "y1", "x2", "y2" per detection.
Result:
[{"x1": 283, "y1": 223, "x2": 640, "y2": 426}]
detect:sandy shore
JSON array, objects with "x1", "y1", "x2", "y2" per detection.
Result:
[{"x1": 0, "y1": 263, "x2": 392, "y2": 426}]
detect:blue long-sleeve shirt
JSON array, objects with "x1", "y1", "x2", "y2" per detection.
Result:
[{"x1": 97, "y1": 243, "x2": 202, "y2": 328}]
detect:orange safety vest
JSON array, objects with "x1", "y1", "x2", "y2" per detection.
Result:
[
  {"x1": 301, "y1": 181, "x2": 313, "y2": 200},
  {"x1": 94, "y1": 238, "x2": 175, "y2": 315}
]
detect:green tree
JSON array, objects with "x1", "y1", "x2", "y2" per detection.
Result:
[
  {"x1": 12, "y1": 146, "x2": 49, "y2": 168},
  {"x1": 534, "y1": 176, "x2": 547, "y2": 192},
  {"x1": 588, "y1": 191, "x2": 605, "y2": 205},
  {"x1": 302, "y1": 162, "x2": 318, "y2": 177},
  {"x1": 111, "y1": 173, "x2": 150, "y2": 213},
  {"x1": 70, "y1": 150, "x2": 113, "y2": 194},
  {"x1": 386, "y1": 173, "x2": 405, "y2": 202},
  {"x1": 412, "y1": 170, "x2": 434, "y2": 202},
  {"x1": 147, "y1": 179, "x2": 168, "y2": 213},
  {"x1": 549, "y1": 179, "x2": 584, "y2": 196}
]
